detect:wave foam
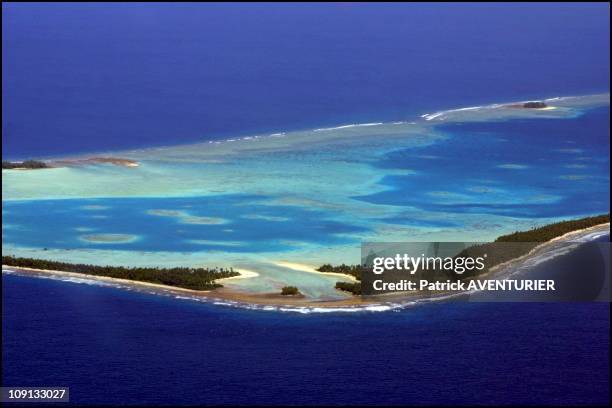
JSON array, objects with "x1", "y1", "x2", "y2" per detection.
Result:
[
  {"x1": 313, "y1": 122, "x2": 384, "y2": 132},
  {"x1": 421, "y1": 105, "x2": 489, "y2": 121}
]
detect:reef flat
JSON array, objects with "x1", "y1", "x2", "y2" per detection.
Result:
[{"x1": 2, "y1": 94, "x2": 609, "y2": 299}]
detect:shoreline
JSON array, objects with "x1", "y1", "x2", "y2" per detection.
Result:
[
  {"x1": 2, "y1": 93, "x2": 608, "y2": 164},
  {"x1": 216, "y1": 268, "x2": 260, "y2": 282},
  {"x1": 273, "y1": 261, "x2": 359, "y2": 282},
  {"x1": 3, "y1": 222, "x2": 609, "y2": 310},
  {"x1": 486, "y1": 222, "x2": 610, "y2": 277},
  {"x1": 1, "y1": 265, "x2": 372, "y2": 309},
  {"x1": 371, "y1": 222, "x2": 610, "y2": 300}
]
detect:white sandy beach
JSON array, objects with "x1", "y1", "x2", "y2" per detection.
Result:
[{"x1": 273, "y1": 261, "x2": 358, "y2": 282}]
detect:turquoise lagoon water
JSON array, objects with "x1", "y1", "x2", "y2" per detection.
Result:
[
  {"x1": 360, "y1": 105, "x2": 610, "y2": 218},
  {"x1": 3, "y1": 195, "x2": 365, "y2": 253},
  {"x1": 2, "y1": 99, "x2": 610, "y2": 296}
]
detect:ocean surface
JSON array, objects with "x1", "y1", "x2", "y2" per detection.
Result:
[
  {"x1": 2, "y1": 3, "x2": 610, "y2": 159},
  {"x1": 2, "y1": 270, "x2": 610, "y2": 405}
]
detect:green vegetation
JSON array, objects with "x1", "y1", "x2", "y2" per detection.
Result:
[
  {"x1": 323, "y1": 214, "x2": 610, "y2": 295},
  {"x1": 495, "y1": 214, "x2": 609, "y2": 243},
  {"x1": 2, "y1": 255, "x2": 239, "y2": 290},
  {"x1": 280, "y1": 286, "x2": 300, "y2": 296},
  {"x1": 317, "y1": 263, "x2": 362, "y2": 280},
  {"x1": 2, "y1": 160, "x2": 49, "y2": 169},
  {"x1": 317, "y1": 264, "x2": 363, "y2": 295},
  {"x1": 335, "y1": 281, "x2": 361, "y2": 295},
  {"x1": 455, "y1": 214, "x2": 610, "y2": 278},
  {"x1": 522, "y1": 101, "x2": 547, "y2": 108}
]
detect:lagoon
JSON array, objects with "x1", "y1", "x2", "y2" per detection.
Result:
[{"x1": 2, "y1": 97, "x2": 609, "y2": 298}]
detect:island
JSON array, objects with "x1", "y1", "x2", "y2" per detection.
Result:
[
  {"x1": 2, "y1": 214, "x2": 609, "y2": 306},
  {"x1": 522, "y1": 101, "x2": 547, "y2": 108},
  {"x1": 321, "y1": 214, "x2": 610, "y2": 295},
  {"x1": 335, "y1": 281, "x2": 362, "y2": 295},
  {"x1": 507, "y1": 101, "x2": 549, "y2": 109},
  {"x1": 2, "y1": 160, "x2": 49, "y2": 169},
  {"x1": 2, "y1": 157, "x2": 139, "y2": 170},
  {"x1": 52, "y1": 156, "x2": 140, "y2": 168},
  {"x1": 1, "y1": 256, "x2": 238, "y2": 290},
  {"x1": 280, "y1": 286, "x2": 301, "y2": 296}
]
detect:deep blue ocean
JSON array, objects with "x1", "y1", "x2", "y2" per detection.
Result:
[
  {"x1": 2, "y1": 3, "x2": 610, "y2": 159},
  {"x1": 2, "y1": 273, "x2": 610, "y2": 405}
]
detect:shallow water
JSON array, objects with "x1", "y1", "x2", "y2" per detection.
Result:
[
  {"x1": 360, "y1": 106, "x2": 610, "y2": 218},
  {"x1": 3, "y1": 104, "x2": 609, "y2": 293}
]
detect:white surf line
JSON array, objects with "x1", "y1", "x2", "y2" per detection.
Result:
[
  {"x1": 420, "y1": 105, "x2": 489, "y2": 121},
  {"x1": 485, "y1": 223, "x2": 610, "y2": 278},
  {"x1": 313, "y1": 122, "x2": 384, "y2": 132},
  {"x1": 417, "y1": 94, "x2": 604, "y2": 122}
]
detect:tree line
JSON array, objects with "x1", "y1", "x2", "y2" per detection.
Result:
[
  {"x1": 495, "y1": 214, "x2": 609, "y2": 243},
  {"x1": 281, "y1": 286, "x2": 301, "y2": 295},
  {"x1": 317, "y1": 263, "x2": 362, "y2": 280},
  {"x1": 2, "y1": 255, "x2": 239, "y2": 290},
  {"x1": 2, "y1": 160, "x2": 49, "y2": 169},
  {"x1": 322, "y1": 213, "x2": 610, "y2": 295}
]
